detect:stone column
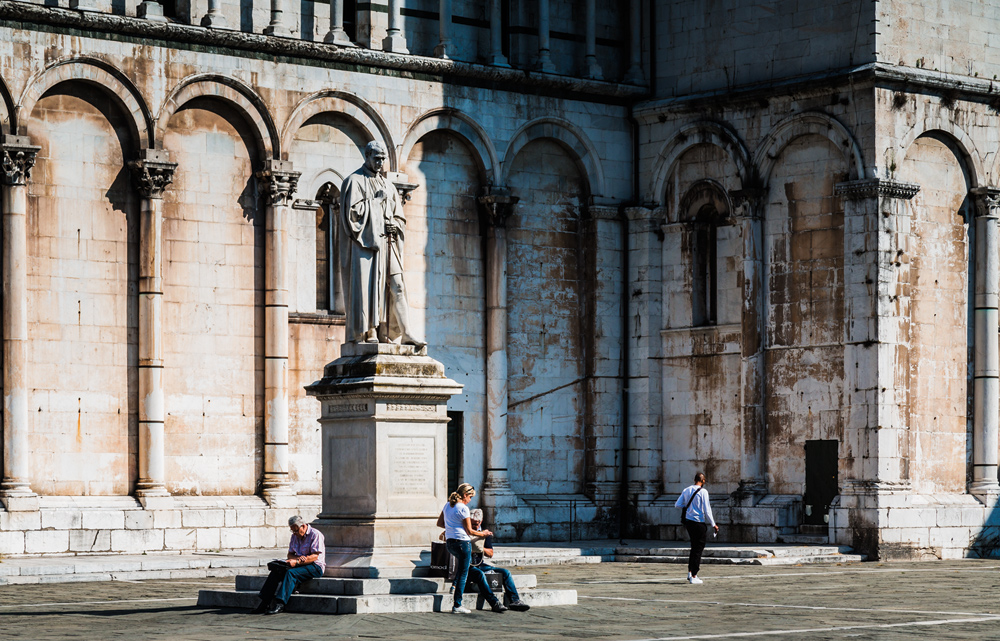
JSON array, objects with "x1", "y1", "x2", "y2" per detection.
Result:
[
  {"x1": 624, "y1": 0, "x2": 644, "y2": 84},
  {"x1": 478, "y1": 187, "x2": 519, "y2": 514},
  {"x1": 730, "y1": 188, "x2": 767, "y2": 503},
  {"x1": 382, "y1": 0, "x2": 409, "y2": 53},
  {"x1": 324, "y1": 0, "x2": 355, "y2": 45},
  {"x1": 833, "y1": 178, "x2": 918, "y2": 551},
  {"x1": 972, "y1": 187, "x2": 1000, "y2": 501},
  {"x1": 137, "y1": 0, "x2": 168, "y2": 22},
  {"x1": 263, "y1": 0, "x2": 291, "y2": 37},
  {"x1": 434, "y1": 0, "x2": 453, "y2": 58},
  {"x1": 488, "y1": 0, "x2": 509, "y2": 67},
  {"x1": 128, "y1": 150, "x2": 177, "y2": 510},
  {"x1": 0, "y1": 137, "x2": 39, "y2": 512},
  {"x1": 535, "y1": 0, "x2": 556, "y2": 73},
  {"x1": 584, "y1": 0, "x2": 602, "y2": 80},
  {"x1": 201, "y1": 0, "x2": 228, "y2": 28},
  {"x1": 257, "y1": 160, "x2": 300, "y2": 507}
]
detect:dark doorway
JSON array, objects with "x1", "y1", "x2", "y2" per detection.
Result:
[
  {"x1": 447, "y1": 411, "x2": 463, "y2": 493},
  {"x1": 804, "y1": 440, "x2": 839, "y2": 526}
]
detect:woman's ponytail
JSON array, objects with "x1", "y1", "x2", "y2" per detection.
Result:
[{"x1": 448, "y1": 482, "x2": 475, "y2": 507}]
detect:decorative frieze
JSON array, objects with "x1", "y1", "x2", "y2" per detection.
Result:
[{"x1": 834, "y1": 178, "x2": 920, "y2": 201}]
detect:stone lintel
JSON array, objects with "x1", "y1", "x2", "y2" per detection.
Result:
[{"x1": 835, "y1": 178, "x2": 920, "y2": 201}]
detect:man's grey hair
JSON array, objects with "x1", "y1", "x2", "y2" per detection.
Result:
[
  {"x1": 470, "y1": 508, "x2": 484, "y2": 522},
  {"x1": 365, "y1": 140, "x2": 387, "y2": 157},
  {"x1": 288, "y1": 515, "x2": 306, "y2": 527}
]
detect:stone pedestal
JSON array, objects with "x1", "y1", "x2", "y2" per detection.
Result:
[{"x1": 305, "y1": 342, "x2": 462, "y2": 577}]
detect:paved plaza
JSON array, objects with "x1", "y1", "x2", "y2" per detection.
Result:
[{"x1": 1, "y1": 560, "x2": 999, "y2": 640}]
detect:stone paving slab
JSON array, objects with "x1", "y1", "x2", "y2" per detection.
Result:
[{"x1": 4, "y1": 559, "x2": 1000, "y2": 640}]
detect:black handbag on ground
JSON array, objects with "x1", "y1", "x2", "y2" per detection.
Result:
[{"x1": 430, "y1": 541, "x2": 459, "y2": 581}]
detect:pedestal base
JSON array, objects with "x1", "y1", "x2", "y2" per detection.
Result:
[
  {"x1": 306, "y1": 342, "x2": 462, "y2": 578},
  {"x1": 0, "y1": 493, "x2": 39, "y2": 512}
]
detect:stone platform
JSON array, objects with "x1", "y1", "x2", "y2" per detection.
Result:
[{"x1": 197, "y1": 573, "x2": 577, "y2": 614}]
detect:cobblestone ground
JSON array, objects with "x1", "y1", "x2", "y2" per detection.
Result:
[{"x1": 2, "y1": 560, "x2": 1000, "y2": 640}]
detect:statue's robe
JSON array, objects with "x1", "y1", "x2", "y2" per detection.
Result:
[{"x1": 339, "y1": 166, "x2": 406, "y2": 342}]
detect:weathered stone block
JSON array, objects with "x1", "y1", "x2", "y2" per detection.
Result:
[
  {"x1": 182, "y1": 509, "x2": 226, "y2": 529},
  {"x1": 69, "y1": 529, "x2": 112, "y2": 553},
  {"x1": 81, "y1": 510, "x2": 126, "y2": 531},
  {"x1": 25, "y1": 530, "x2": 70, "y2": 554},
  {"x1": 164, "y1": 529, "x2": 198, "y2": 551}
]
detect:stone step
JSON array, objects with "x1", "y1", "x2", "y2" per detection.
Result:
[
  {"x1": 197, "y1": 587, "x2": 577, "y2": 614},
  {"x1": 776, "y1": 534, "x2": 832, "y2": 545},
  {"x1": 233, "y1": 574, "x2": 537, "y2": 595}
]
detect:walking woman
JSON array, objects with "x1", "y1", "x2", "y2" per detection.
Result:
[{"x1": 437, "y1": 483, "x2": 507, "y2": 614}]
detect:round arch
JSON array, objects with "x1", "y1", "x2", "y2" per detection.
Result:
[
  {"x1": 649, "y1": 121, "x2": 752, "y2": 205},
  {"x1": 300, "y1": 167, "x2": 346, "y2": 205},
  {"x1": 679, "y1": 179, "x2": 734, "y2": 222},
  {"x1": 0, "y1": 73, "x2": 15, "y2": 136},
  {"x1": 899, "y1": 119, "x2": 984, "y2": 189},
  {"x1": 281, "y1": 90, "x2": 396, "y2": 170},
  {"x1": 18, "y1": 57, "x2": 152, "y2": 149},
  {"x1": 500, "y1": 117, "x2": 605, "y2": 197},
  {"x1": 754, "y1": 111, "x2": 865, "y2": 188},
  {"x1": 155, "y1": 74, "x2": 278, "y2": 161},
  {"x1": 398, "y1": 108, "x2": 497, "y2": 183}
]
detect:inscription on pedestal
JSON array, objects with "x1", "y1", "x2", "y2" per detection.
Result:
[
  {"x1": 389, "y1": 437, "x2": 435, "y2": 496},
  {"x1": 387, "y1": 403, "x2": 435, "y2": 413},
  {"x1": 326, "y1": 401, "x2": 370, "y2": 416}
]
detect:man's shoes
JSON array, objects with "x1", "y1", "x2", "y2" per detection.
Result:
[
  {"x1": 451, "y1": 605, "x2": 471, "y2": 614},
  {"x1": 508, "y1": 600, "x2": 531, "y2": 611},
  {"x1": 264, "y1": 600, "x2": 286, "y2": 615},
  {"x1": 688, "y1": 575, "x2": 703, "y2": 584},
  {"x1": 250, "y1": 599, "x2": 269, "y2": 614},
  {"x1": 490, "y1": 601, "x2": 508, "y2": 613}
]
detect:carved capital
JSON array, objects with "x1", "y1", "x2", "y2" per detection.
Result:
[
  {"x1": 128, "y1": 150, "x2": 178, "y2": 199},
  {"x1": 392, "y1": 180, "x2": 419, "y2": 205},
  {"x1": 478, "y1": 185, "x2": 519, "y2": 228},
  {"x1": 834, "y1": 178, "x2": 920, "y2": 201},
  {"x1": 972, "y1": 187, "x2": 1000, "y2": 220},
  {"x1": 256, "y1": 159, "x2": 300, "y2": 207},
  {"x1": 728, "y1": 187, "x2": 766, "y2": 219},
  {"x1": 1, "y1": 136, "x2": 41, "y2": 187}
]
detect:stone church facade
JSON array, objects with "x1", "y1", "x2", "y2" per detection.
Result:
[{"x1": 0, "y1": 0, "x2": 998, "y2": 561}]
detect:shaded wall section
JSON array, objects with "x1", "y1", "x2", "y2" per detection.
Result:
[
  {"x1": 161, "y1": 99, "x2": 263, "y2": 496},
  {"x1": 26, "y1": 85, "x2": 138, "y2": 496},
  {"x1": 506, "y1": 138, "x2": 586, "y2": 495}
]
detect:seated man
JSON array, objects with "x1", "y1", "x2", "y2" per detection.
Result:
[
  {"x1": 251, "y1": 516, "x2": 326, "y2": 615},
  {"x1": 469, "y1": 509, "x2": 530, "y2": 612}
]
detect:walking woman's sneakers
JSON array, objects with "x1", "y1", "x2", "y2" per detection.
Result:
[
  {"x1": 451, "y1": 605, "x2": 472, "y2": 614},
  {"x1": 688, "y1": 575, "x2": 703, "y2": 584}
]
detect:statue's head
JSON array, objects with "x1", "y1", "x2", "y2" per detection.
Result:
[{"x1": 364, "y1": 141, "x2": 388, "y2": 174}]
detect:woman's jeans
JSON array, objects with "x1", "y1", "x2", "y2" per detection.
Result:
[{"x1": 446, "y1": 539, "x2": 496, "y2": 608}]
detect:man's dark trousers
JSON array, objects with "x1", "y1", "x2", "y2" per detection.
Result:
[
  {"x1": 258, "y1": 563, "x2": 323, "y2": 606},
  {"x1": 683, "y1": 519, "x2": 708, "y2": 576}
]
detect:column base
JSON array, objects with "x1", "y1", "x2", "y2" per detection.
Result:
[
  {"x1": 488, "y1": 54, "x2": 510, "y2": 67},
  {"x1": 323, "y1": 28, "x2": 356, "y2": 46},
  {"x1": 0, "y1": 483, "x2": 39, "y2": 512},
  {"x1": 137, "y1": 1, "x2": 168, "y2": 22},
  {"x1": 970, "y1": 480, "x2": 1000, "y2": 506},
  {"x1": 434, "y1": 41, "x2": 451, "y2": 59},
  {"x1": 263, "y1": 23, "x2": 292, "y2": 37},
  {"x1": 201, "y1": 12, "x2": 230, "y2": 28},
  {"x1": 584, "y1": 57, "x2": 603, "y2": 80},
  {"x1": 624, "y1": 65, "x2": 645, "y2": 85},
  {"x1": 482, "y1": 472, "x2": 518, "y2": 509},
  {"x1": 733, "y1": 478, "x2": 768, "y2": 506},
  {"x1": 382, "y1": 32, "x2": 409, "y2": 54},
  {"x1": 136, "y1": 485, "x2": 174, "y2": 509},
  {"x1": 535, "y1": 53, "x2": 556, "y2": 73},
  {"x1": 263, "y1": 485, "x2": 298, "y2": 508}
]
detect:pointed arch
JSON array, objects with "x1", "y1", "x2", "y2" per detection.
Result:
[
  {"x1": 155, "y1": 74, "x2": 278, "y2": 161},
  {"x1": 281, "y1": 90, "x2": 396, "y2": 170},
  {"x1": 399, "y1": 108, "x2": 497, "y2": 184},
  {"x1": 755, "y1": 111, "x2": 865, "y2": 187},
  {"x1": 649, "y1": 120, "x2": 752, "y2": 205},
  {"x1": 500, "y1": 117, "x2": 605, "y2": 197},
  {"x1": 18, "y1": 56, "x2": 152, "y2": 150}
]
